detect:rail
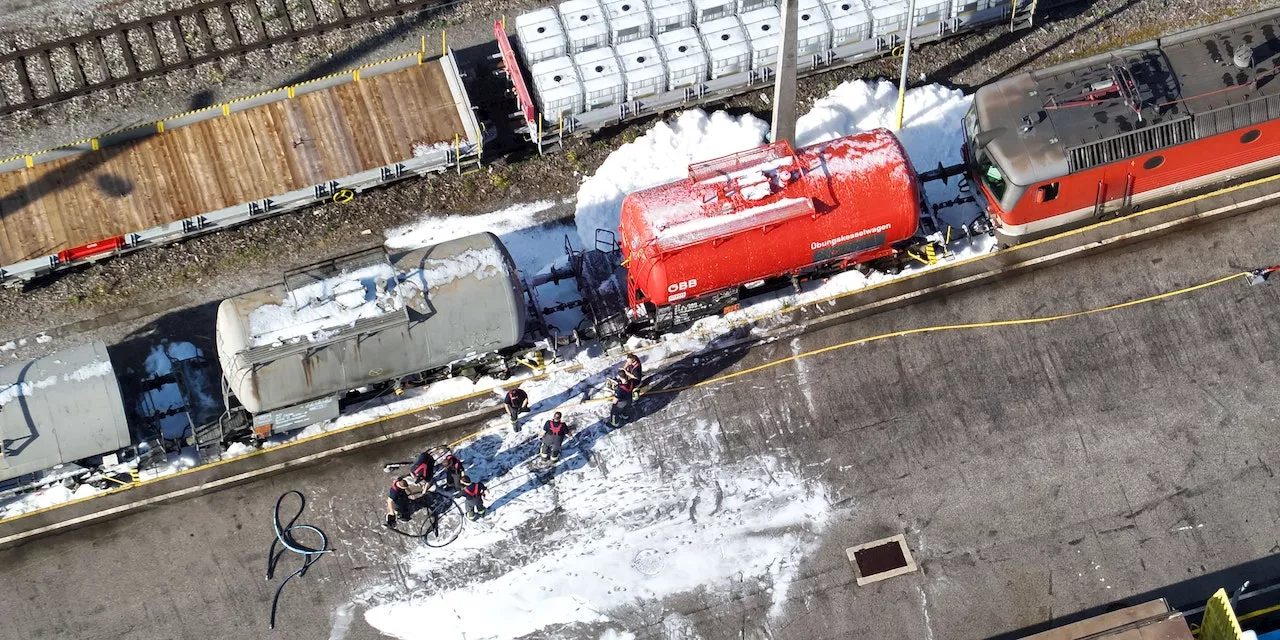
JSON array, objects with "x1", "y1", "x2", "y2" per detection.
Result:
[{"x1": 0, "y1": 0, "x2": 474, "y2": 116}]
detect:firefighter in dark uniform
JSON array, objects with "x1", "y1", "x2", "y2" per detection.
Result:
[
  {"x1": 460, "y1": 474, "x2": 487, "y2": 520},
  {"x1": 540, "y1": 412, "x2": 571, "y2": 462},
  {"x1": 503, "y1": 386, "x2": 530, "y2": 431},
  {"x1": 385, "y1": 476, "x2": 430, "y2": 527},
  {"x1": 620, "y1": 354, "x2": 644, "y2": 388},
  {"x1": 609, "y1": 378, "x2": 636, "y2": 428},
  {"x1": 410, "y1": 451, "x2": 435, "y2": 486},
  {"x1": 442, "y1": 453, "x2": 467, "y2": 496}
]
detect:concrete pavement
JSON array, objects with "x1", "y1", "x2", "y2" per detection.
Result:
[{"x1": 1, "y1": 203, "x2": 1279, "y2": 639}]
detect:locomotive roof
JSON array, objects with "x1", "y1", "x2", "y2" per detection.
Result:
[{"x1": 974, "y1": 7, "x2": 1280, "y2": 186}]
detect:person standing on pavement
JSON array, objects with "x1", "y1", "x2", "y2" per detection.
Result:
[
  {"x1": 503, "y1": 386, "x2": 530, "y2": 431},
  {"x1": 539, "y1": 412, "x2": 572, "y2": 462},
  {"x1": 460, "y1": 474, "x2": 487, "y2": 520}
]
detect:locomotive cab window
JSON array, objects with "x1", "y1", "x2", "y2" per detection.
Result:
[
  {"x1": 964, "y1": 104, "x2": 1008, "y2": 201},
  {"x1": 1035, "y1": 182, "x2": 1059, "y2": 203}
]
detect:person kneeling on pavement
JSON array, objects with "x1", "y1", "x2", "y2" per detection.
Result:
[
  {"x1": 460, "y1": 474, "x2": 487, "y2": 521},
  {"x1": 385, "y1": 476, "x2": 432, "y2": 528},
  {"x1": 540, "y1": 412, "x2": 572, "y2": 462}
]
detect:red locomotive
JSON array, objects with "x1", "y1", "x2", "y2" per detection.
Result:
[
  {"x1": 963, "y1": 9, "x2": 1280, "y2": 244},
  {"x1": 614, "y1": 130, "x2": 921, "y2": 333}
]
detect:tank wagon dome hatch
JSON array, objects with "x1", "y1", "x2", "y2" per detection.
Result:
[
  {"x1": 0, "y1": 341, "x2": 130, "y2": 483},
  {"x1": 216, "y1": 233, "x2": 527, "y2": 416},
  {"x1": 617, "y1": 130, "x2": 920, "y2": 311},
  {"x1": 972, "y1": 9, "x2": 1280, "y2": 190}
]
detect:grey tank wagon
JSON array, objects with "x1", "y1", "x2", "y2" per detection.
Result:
[
  {"x1": 216, "y1": 232, "x2": 539, "y2": 437},
  {"x1": 0, "y1": 341, "x2": 131, "y2": 486}
]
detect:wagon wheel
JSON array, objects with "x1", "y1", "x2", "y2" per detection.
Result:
[{"x1": 416, "y1": 493, "x2": 464, "y2": 548}]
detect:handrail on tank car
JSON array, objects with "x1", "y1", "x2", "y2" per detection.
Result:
[{"x1": 688, "y1": 140, "x2": 799, "y2": 183}]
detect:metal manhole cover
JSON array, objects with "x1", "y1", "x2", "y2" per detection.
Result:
[
  {"x1": 632, "y1": 548, "x2": 665, "y2": 576},
  {"x1": 845, "y1": 533, "x2": 917, "y2": 586}
]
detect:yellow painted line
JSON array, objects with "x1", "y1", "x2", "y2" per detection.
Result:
[
  {"x1": 645, "y1": 271, "x2": 1248, "y2": 396},
  {"x1": 5, "y1": 121, "x2": 1280, "y2": 525},
  {"x1": 0, "y1": 404, "x2": 502, "y2": 549},
  {"x1": 21, "y1": 170, "x2": 1271, "y2": 524},
  {"x1": 1238, "y1": 602, "x2": 1280, "y2": 623}
]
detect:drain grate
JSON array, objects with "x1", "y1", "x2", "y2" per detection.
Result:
[{"x1": 845, "y1": 533, "x2": 917, "y2": 586}]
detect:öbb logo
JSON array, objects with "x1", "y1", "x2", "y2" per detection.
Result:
[{"x1": 667, "y1": 279, "x2": 698, "y2": 294}]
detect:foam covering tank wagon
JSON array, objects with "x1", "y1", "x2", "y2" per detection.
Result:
[
  {"x1": 617, "y1": 130, "x2": 921, "y2": 332},
  {"x1": 216, "y1": 233, "x2": 531, "y2": 436}
]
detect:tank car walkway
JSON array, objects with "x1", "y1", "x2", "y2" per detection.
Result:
[
  {"x1": 0, "y1": 59, "x2": 466, "y2": 266},
  {"x1": 1, "y1": 204, "x2": 1279, "y2": 639}
]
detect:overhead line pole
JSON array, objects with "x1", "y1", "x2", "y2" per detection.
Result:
[
  {"x1": 893, "y1": 0, "x2": 919, "y2": 131},
  {"x1": 771, "y1": 0, "x2": 800, "y2": 146}
]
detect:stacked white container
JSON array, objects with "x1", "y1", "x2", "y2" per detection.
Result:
[
  {"x1": 825, "y1": 0, "x2": 872, "y2": 46},
  {"x1": 692, "y1": 0, "x2": 734, "y2": 24},
  {"x1": 658, "y1": 27, "x2": 709, "y2": 89},
  {"x1": 740, "y1": 6, "x2": 781, "y2": 71},
  {"x1": 576, "y1": 47, "x2": 627, "y2": 108},
  {"x1": 648, "y1": 0, "x2": 694, "y2": 33},
  {"x1": 795, "y1": 0, "x2": 832, "y2": 67},
  {"x1": 913, "y1": 0, "x2": 950, "y2": 25},
  {"x1": 869, "y1": 0, "x2": 907, "y2": 39},
  {"x1": 531, "y1": 56, "x2": 585, "y2": 120},
  {"x1": 616, "y1": 37, "x2": 666, "y2": 100},
  {"x1": 952, "y1": 0, "x2": 1007, "y2": 19},
  {"x1": 515, "y1": 8, "x2": 568, "y2": 65},
  {"x1": 700, "y1": 16, "x2": 750, "y2": 78},
  {"x1": 560, "y1": 0, "x2": 610, "y2": 54},
  {"x1": 603, "y1": 0, "x2": 653, "y2": 44},
  {"x1": 737, "y1": 0, "x2": 774, "y2": 13}
]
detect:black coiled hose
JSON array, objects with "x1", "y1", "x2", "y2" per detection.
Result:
[{"x1": 265, "y1": 490, "x2": 331, "y2": 630}]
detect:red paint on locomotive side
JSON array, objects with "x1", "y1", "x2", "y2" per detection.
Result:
[
  {"x1": 618, "y1": 130, "x2": 921, "y2": 309},
  {"x1": 985, "y1": 119, "x2": 1280, "y2": 239}
]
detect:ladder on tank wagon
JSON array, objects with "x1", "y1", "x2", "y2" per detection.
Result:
[{"x1": 1010, "y1": 0, "x2": 1039, "y2": 31}]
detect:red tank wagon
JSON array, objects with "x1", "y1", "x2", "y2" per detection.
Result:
[{"x1": 617, "y1": 130, "x2": 921, "y2": 332}]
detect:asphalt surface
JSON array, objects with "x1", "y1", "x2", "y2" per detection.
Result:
[{"x1": 2, "y1": 205, "x2": 1279, "y2": 639}]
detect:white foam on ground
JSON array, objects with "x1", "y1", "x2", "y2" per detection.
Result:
[{"x1": 361, "y1": 412, "x2": 829, "y2": 640}]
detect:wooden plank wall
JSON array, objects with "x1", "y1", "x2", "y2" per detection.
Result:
[{"x1": 0, "y1": 60, "x2": 466, "y2": 265}]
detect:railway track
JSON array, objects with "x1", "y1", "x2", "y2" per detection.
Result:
[{"x1": 0, "y1": 0, "x2": 459, "y2": 116}]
